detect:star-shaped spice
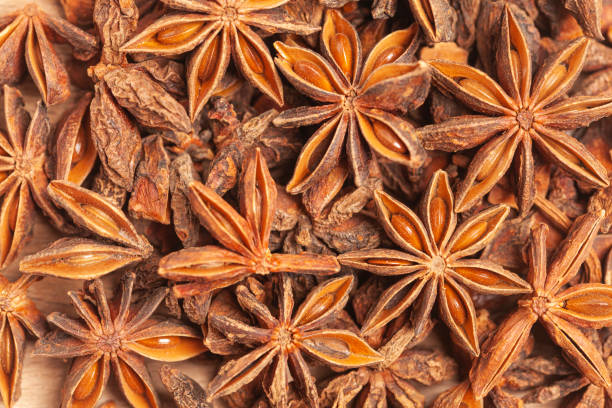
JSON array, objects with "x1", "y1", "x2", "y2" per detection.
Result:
[
  {"x1": 0, "y1": 3, "x2": 98, "y2": 105},
  {"x1": 33, "y1": 273, "x2": 206, "y2": 408},
  {"x1": 419, "y1": 5, "x2": 612, "y2": 213},
  {"x1": 273, "y1": 10, "x2": 429, "y2": 193},
  {"x1": 158, "y1": 149, "x2": 340, "y2": 297},
  {"x1": 207, "y1": 274, "x2": 383, "y2": 407},
  {"x1": 339, "y1": 170, "x2": 531, "y2": 356},
  {"x1": 469, "y1": 210, "x2": 612, "y2": 398},
  {"x1": 120, "y1": 0, "x2": 319, "y2": 120},
  {"x1": 0, "y1": 86, "x2": 69, "y2": 269},
  {"x1": 0, "y1": 274, "x2": 46, "y2": 408}
]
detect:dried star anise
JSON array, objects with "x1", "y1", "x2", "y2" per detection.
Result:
[
  {"x1": 159, "y1": 149, "x2": 340, "y2": 297},
  {"x1": 273, "y1": 10, "x2": 429, "y2": 192},
  {"x1": 207, "y1": 274, "x2": 383, "y2": 407},
  {"x1": 121, "y1": 0, "x2": 320, "y2": 120},
  {"x1": 470, "y1": 210, "x2": 612, "y2": 398},
  {"x1": 419, "y1": 5, "x2": 612, "y2": 213},
  {"x1": 20, "y1": 181, "x2": 152, "y2": 279},
  {"x1": 0, "y1": 86, "x2": 69, "y2": 269},
  {"x1": 0, "y1": 3, "x2": 98, "y2": 105},
  {"x1": 0, "y1": 274, "x2": 46, "y2": 408},
  {"x1": 33, "y1": 273, "x2": 206, "y2": 408},
  {"x1": 339, "y1": 170, "x2": 530, "y2": 355}
]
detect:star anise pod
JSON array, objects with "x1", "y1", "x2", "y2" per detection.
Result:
[
  {"x1": 0, "y1": 86, "x2": 69, "y2": 269},
  {"x1": 272, "y1": 10, "x2": 429, "y2": 193},
  {"x1": 158, "y1": 149, "x2": 340, "y2": 298},
  {"x1": 469, "y1": 210, "x2": 612, "y2": 398},
  {"x1": 208, "y1": 274, "x2": 383, "y2": 408},
  {"x1": 0, "y1": 3, "x2": 98, "y2": 105},
  {"x1": 0, "y1": 274, "x2": 46, "y2": 408},
  {"x1": 339, "y1": 170, "x2": 531, "y2": 356},
  {"x1": 120, "y1": 0, "x2": 320, "y2": 120},
  {"x1": 33, "y1": 273, "x2": 206, "y2": 408},
  {"x1": 419, "y1": 5, "x2": 612, "y2": 213},
  {"x1": 20, "y1": 180, "x2": 153, "y2": 280}
]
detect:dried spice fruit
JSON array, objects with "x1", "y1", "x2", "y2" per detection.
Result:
[
  {"x1": 470, "y1": 210, "x2": 612, "y2": 398},
  {"x1": 274, "y1": 10, "x2": 428, "y2": 192},
  {"x1": 160, "y1": 365, "x2": 209, "y2": 408},
  {"x1": 33, "y1": 273, "x2": 206, "y2": 408},
  {"x1": 20, "y1": 181, "x2": 152, "y2": 279},
  {"x1": 159, "y1": 149, "x2": 340, "y2": 297},
  {"x1": 339, "y1": 170, "x2": 530, "y2": 355},
  {"x1": 0, "y1": 86, "x2": 69, "y2": 268},
  {"x1": 208, "y1": 274, "x2": 383, "y2": 407},
  {"x1": 121, "y1": 0, "x2": 320, "y2": 120},
  {"x1": 0, "y1": 274, "x2": 46, "y2": 408},
  {"x1": 419, "y1": 5, "x2": 612, "y2": 213},
  {"x1": 0, "y1": 3, "x2": 98, "y2": 105}
]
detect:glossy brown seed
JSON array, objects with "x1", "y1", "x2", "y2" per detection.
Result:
[
  {"x1": 198, "y1": 37, "x2": 220, "y2": 82},
  {"x1": 454, "y1": 267, "x2": 501, "y2": 286},
  {"x1": 73, "y1": 361, "x2": 100, "y2": 401},
  {"x1": 391, "y1": 213, "x2": 423, "y2": 251},
  {"x1": 367, "y1": 258, "x2": 412, "y2": 266},
  {"x1": 542, "y1": 137, "x2": 580, "y2": 165},
  {"x1": 71, "y1": 126, "x2": 87, "y2": 165},
  {"x1": 293, "y1": 60, "x2": 334, "y2": 92},
  {"x1": 451, "y1": 221, "x2": 487, "y2": 253},
  {"x1": 430, "y1": 197, "x2": 447, "y2": 244},
  {"x1": 458, "y1": 78, "x2": 499, "y2": 106},
  {"x1": 537, "y1": 65, "x2": 567, "y2": 102},
  {"x1": 156, "y1": 22, "x2": 205, "y2": 45},
  {"x1": 475, "y1": 142, "x2": 507, "y2": 181},
  {"x1": 564, "y1": 293, "x2": 612, "y2": 315},
  {"x1": 137, "y1": 336, "x2": 183, "y2": 349},
  {"x1": 372, "y1": 46, "x2": 404, "y2": 70},
  {"x1": 330, "y1": 33, "x2": 352, "y2": 79},
  {"x1": 445, "y1": 284, "x2": 466, "y2": 325},
  {"x1": 120, "y1": 362, "x2": 145, "y2": 395},
  {"x1": 372, "y1": 119, "x2": 406, "y2": 153},
  {"x1": 237, "y1": 34, "x2": 264, "y2": 75},
  {"x1": 0, "y1": 324, "x2": 13, "y2": 375}
]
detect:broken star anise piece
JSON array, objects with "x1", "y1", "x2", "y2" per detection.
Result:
[
  {"x1": 121, "y1": 0, "x2": 320, "y2": 120},
  {"x1": 0, "y1": 274, "x2": 46, "y2": 408},
  {"x1": 339, "y1": 170, "x2": 531, "y2": 356},
  {"x1": 20, "y1": 180, "x2": 152, "y2": 279},
  {"x1": 470, "y1": 210, "x2": 612, "y2": 398},
  {"x1": 419, "y1": 5, "x2": 612, "y2": 213},
  {"x1": 0, "y1": 85, "x2": 69, "y2": 269},
  {"x1": 273, "y1": 10, "x2": 428, "y2": 192},
  {"x1": 208, "y1": 274, "x2": 383, "y2": 408},
  {"x1": 159, "y1": 149, "x2": 340, "y2": 298},
  {"x1": 33, "y1": 273, "x2": 206, "y2": 408},
  {"x1": 0, "y1": 3, "x2": 98, "y2": 105}
]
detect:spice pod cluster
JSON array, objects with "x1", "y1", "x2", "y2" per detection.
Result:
[{"x1": 1, "y1": 0, "x2": 612, "y2": 407}]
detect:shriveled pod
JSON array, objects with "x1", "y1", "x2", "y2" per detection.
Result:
[
  {"x1": 20, "y1": 238, "x2": 145, "y2": 280},
  {"x1": 47, "y1": 180, "x2": 151, "y2": 252},
  {"x1": 54, "y1": 92, "x2": 96, "y2": 185}
]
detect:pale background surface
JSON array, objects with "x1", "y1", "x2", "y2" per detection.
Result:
[{"x1": 0, "y1": 0, "x2": 563, "y2": 407}]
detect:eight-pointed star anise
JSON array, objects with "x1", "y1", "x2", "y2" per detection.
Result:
[
  {"x1": 338, "y1": 170, "x2": 531, "y2": 356},
  {"x1": 272, "y1": 10, "x2": 429, "y2": 193},
  {"x1": 418, "y1": 5, "x2": 612, "y2": 213},
  {"x1": 33, "y1": 273, "x2": 206, "y2": 408},
  {"x1": 0, "y1": 3, "x2": 98, "y2": 105},
  {"x1": 0, "y1": 86, "x2": 68, "y2": 269},
  {"x1": 207, "y1": 274, "x2": 383, "y2": 408},
  {"x1": 0, "y1": 274, "x2": 46, "y2": 408},
  {"x1": 120, "y1": 0, "x2": 319, "y2": 120},
  {"x1": 158, "y1": 149, "x2": 340, "y2": 297},
  {"x1": 470, "y1": 211, "x2": 612, "y2": 399}
]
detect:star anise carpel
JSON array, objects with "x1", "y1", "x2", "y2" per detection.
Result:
[
  {"x1": 33, "y1": 273, "x2": 206, "y2": 408},
  {"x1": 120, "y1": 0, "x2": 320, "y2": 121},
  {"x1": 418, "y1": 5, "x2": 612, "y2": 213},
  {"x1": 207, "y1": 274, "x2": 383, "y2": 408},
  {"x1": 0, "y1": 85, "x2": 69, "y2": 269},
  {"x1": 469, "y1": 210, "x2": 612, "y2": 399},
  {"x1": 0, "y1": 3, "x2": 98, "y2": 105},
  {"x1": 159, "y1": 149, "x2": 341, "y2": 297},
  {"x1": 0, "y1": 274, "x2": 46, "y2": 408},
  {"x1": 272, "y1": 10, "x2": 429, "y2": 193},
  {"x1": 339, "y1": 170, "x2": 531, "y2": 356}
]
